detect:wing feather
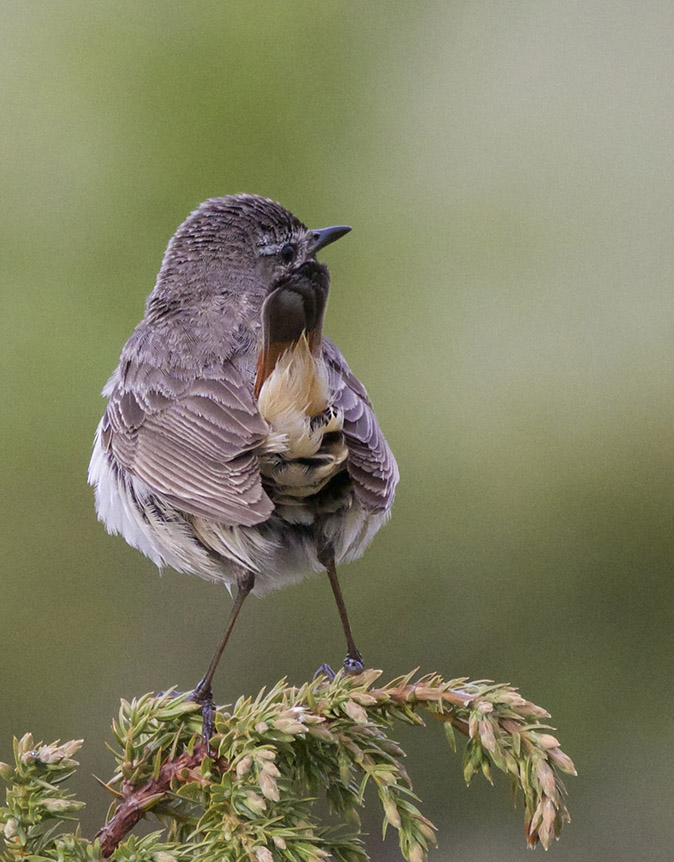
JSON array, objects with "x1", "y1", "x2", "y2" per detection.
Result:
[
  {"x1": 323, "y1": 337, "x2": 399, "y2": 512},
  {"x1": 102, "y1": 359, "x2": 274, "y2": 526}
]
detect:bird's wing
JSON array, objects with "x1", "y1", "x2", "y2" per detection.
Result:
[
  {"x1": 100, "y1": 358, "x2": 274, "y2": 526},
  {"x1": 323, "y1": 337, "x2": 399, "y2": 513}
]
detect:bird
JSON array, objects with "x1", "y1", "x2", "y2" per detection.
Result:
[{"x1": 88, "y1": 194, "x2": 399, "y2": 732}]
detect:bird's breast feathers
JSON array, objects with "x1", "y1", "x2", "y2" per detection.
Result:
[{"x1": 256, "y1": 336, "x2": 349, "y2": 509}]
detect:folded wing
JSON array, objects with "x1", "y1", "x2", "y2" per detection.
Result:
[
  {"x1": 101, "y1": 360, "x2": 274, "y2": 526},
  {"x1": 323, "y1": 337, "x2": 399, "y2": 513}
]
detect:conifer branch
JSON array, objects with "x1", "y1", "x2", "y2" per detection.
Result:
[
  {"x1": 0, "y1": 670, "x2": 575, "y2": 861},
  {"x1": 95, "y1": 742, "x2": 216, "y2": 857}
]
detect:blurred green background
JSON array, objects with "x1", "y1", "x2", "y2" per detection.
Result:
[{"x1": 2, "y1": 2, "x2": 673, "y2": 859}]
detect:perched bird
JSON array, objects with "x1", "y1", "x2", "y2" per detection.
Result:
[{"x1": 88, "y1": 194, "x2": 399, "y2": 729}]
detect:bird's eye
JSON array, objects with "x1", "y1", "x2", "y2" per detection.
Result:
[{"x1": 280, "y1": 243, "x2": 295, "y2": 264}]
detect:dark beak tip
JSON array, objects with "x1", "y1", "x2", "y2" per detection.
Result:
[{"x1": 311, "y1": 225, "x2": 352, "y2": 252}]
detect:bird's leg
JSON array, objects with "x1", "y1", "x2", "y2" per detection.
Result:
[
  {"x1": 317, "y1": 542, "x2": 363, "y2": 675},
  {"x1": 191, "y1": 570, "x2": 255, "y2": 739}
]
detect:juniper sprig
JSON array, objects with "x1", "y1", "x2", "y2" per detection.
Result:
[{"x1": 0, "y1": 670, "x2": 575, "y2": 862}]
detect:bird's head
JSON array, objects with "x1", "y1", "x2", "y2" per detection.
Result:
[{"x1": 147, "y1": 194, "x2": 351, "y2": 314}]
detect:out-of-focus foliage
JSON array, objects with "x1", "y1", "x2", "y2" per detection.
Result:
[
  {"x1": 0, "y1": 672, "x2": 575, "y2": 861},
  {"x1": 1, "y1": 2, "x2": 673, "y2": 860}
]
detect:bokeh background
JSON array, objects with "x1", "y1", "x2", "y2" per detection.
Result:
[{"x1": 2, "y1": 2, "x2": 673, "y2": 859}]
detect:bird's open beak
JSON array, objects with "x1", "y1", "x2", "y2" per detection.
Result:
[{"x1": 311, "y1": 225, "x2": 352, "y2": 253}]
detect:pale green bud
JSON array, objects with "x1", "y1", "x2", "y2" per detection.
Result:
[
  {"x1": 43, "y1": 798, "x2": 84, "y2": 813},
  {"x1": 344, "y1": 700, "x2": 368, "y2": 723},
  {"x1": 259, "y1": 770, "x2": 279, "y2": 802},
  {"x1": 235, "y1": 755, "x2": 252, "y2": 777}
]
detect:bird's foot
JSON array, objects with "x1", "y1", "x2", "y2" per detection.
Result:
[
  {"x1": 313, "y1": 663, "x2": 336, "y2": 682},
  {"x1": 343, "y1": 651, "x2": 364, "y2": 675},
  {"x1": 189, "y1": 678, "x2": 215, "y2": 743},
  {"x1": 314, "y1": 653, "x2": 363, "y2": 682}
]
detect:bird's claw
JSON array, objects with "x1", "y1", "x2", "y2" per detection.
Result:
[
  {"x1": 314, "y1": 653, "x2": 364, "y2": 682},
  {"x1": 189, "y1": 679, "x2": 215, "y2": 742},
  {"x1": 313, "y1": 663, "x2": 336, "y2": 682},
  {"x1": 343, "y1": 653, "x2": 364, "y2": 675}
]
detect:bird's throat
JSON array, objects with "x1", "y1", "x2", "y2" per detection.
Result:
[{"x1": 254, "y1": 268, "x2": 327, "y2": 400}]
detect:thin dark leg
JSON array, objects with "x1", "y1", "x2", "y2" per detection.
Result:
[
  {"x1": 191, "y1": 570, "x2": 255, "y2": 738},
  {"x1": 318, "y1": 543, "x2": 363, "y2": 674}
]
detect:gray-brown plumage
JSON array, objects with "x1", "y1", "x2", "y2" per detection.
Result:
[{"x1": 89, "y1": 194, "x2": 398, "y2": 726}]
